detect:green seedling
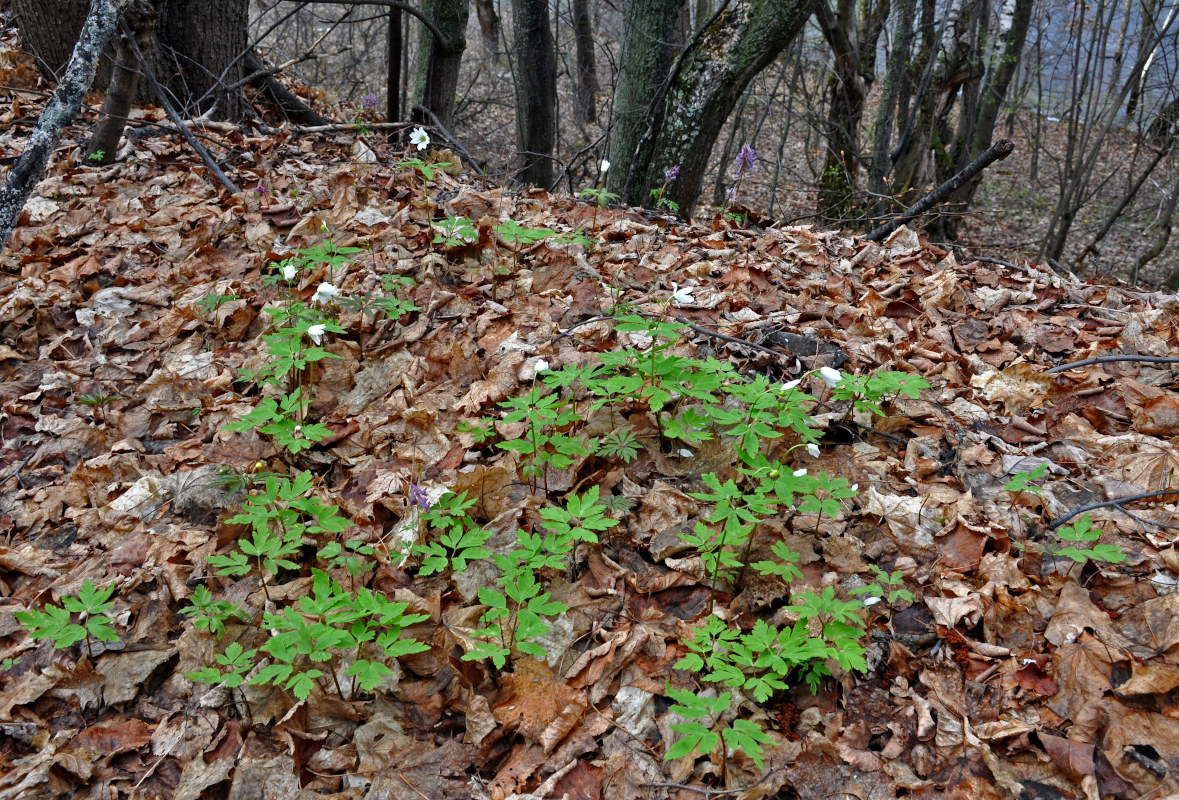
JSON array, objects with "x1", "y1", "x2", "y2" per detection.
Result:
[{"x1": 15, "y1": 580, "x2": 120, "y2": 658}]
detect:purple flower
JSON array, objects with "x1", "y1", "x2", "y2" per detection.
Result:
[
  {"x1": 362, "y1": 93, "x2": 379, "y2": 111},
  {"x1": 255, "y1": 184, "x2": 268, "y2": 195},
  {"x1": 734, "y1": 143, "x2": 756, "y2": 177},
  {"x1": 408, "y1": 482, "x2": 431, "y2": 511},
  {"x1": 664, "y1": 165, "x2": 680, "y2": 183},
  {"x1": 725, "y1": 186, "x2": 738, "y2": 204}
]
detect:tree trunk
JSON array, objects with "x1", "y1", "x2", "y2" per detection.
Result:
[
  {"x1": 86, "y1": 0, "x2": 156, "y2": 164},
  {"x1": 387, "y1": 5, "x2": 402, "y2": 125},
  {"x1": 13, "y1": 0, "x2": 250, "y2": 121},
  {"x1": 474, "y1": 0, "x2": 501, "y2": 57},
  {"x1": 936, "y1": 0, "x2": 1032, "y2": 237},
  {"x1": 571, "y1": 0, "x2": 598, "y2": 124},
  {"x1": 868, "y1": 0, "x2": 916, "y2": 212},
  {"x1": 649, "y1": 0, "x2": 816, "y2": 214},
  {"x1": 1, "y1": 0, "x2": 118, "y2": 251},
  {"x1": 414, "y1": 0, "x2": 469, "y2": 129},
  {"x1": 815, "y1": 0, "x2": 889, "y2": 220},
  {"x1": 606, "y1": 0, "x2": 686, "y2": 202},
  {"x1": 512, "y1": 0, "x2": 557, "y2": 187}
]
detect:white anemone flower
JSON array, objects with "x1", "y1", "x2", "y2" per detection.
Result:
[
  {"x1": 861, "y1": 595, "x2": 882, "y2": 606},
  {"x1": 793, "y1": 468, "x2": 807, "y2": 477},
  {"x1": 534, "y1": 358, "x2": 550, "y2": 373},
  {"x1": 600, "y1": 159, "x2": 610, "y2": 173},
  {"x1": 807, "y1": 443, "x2": 820, "y2": 457},
  {"x1": 670, "y1": 283, "x2": 694, "y2": 306},
  {"x1": 282, "y1": 263, "x2": 297, "y2": 281},
  {"x1": 819, "y1": 366, "x2": 843, "y2": 387},
  {"x1": 307, "y1": 323, "x2": 326, "y2": 345},
  {"x1": 312, "y1": 282, "x2": 339, "y2": 305},
  {"x1": 779, "y1": 379, "x2": 801, "y2": 393},
  {"x1": 410, "y1": 127, "x2": 430, "y2": 150}
]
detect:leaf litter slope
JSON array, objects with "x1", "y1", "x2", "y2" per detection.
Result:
[{"x1": 2, "y1": 103, "x2": 1179, "y2": 800}]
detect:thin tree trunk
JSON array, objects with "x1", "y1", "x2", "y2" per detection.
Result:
[
  {"x1": 414, "y1": 0, "x2": 469, "y2": 128},
  {"x1": 474, "y1": 0, "x2": 501, "y2": 56},
  {"x1": 512, "y1": 0, "x2": 557, "y2": 186},
  {"x1": 387, "y1": 5, "x2": 402, "y2": 125},
  {"x1": 868, "y1": 0, "x2": 916, "y2": 212},
  {"x1": 1, "y1": 0, "x2": 118, "y2": 251},
  {"x1": 86, "y1": 0, "x2": 157, "y2": 165},
  {"x1": 571, "y1": 0, "x2": 598, "y2": 124}
]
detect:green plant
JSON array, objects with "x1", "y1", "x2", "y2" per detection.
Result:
[
  {"x1": 665, "y1": 684, "x2": 773, "y2": 770},
  {"x1": 87, "y1": 150, "x2": 105, "y2": 162},
  {"x1": 498, "y1": 386, "x2": 590, "y2": 493},
  {"x1": 15, "y1": 580, "x2": 119, "y2": 657},
  {"x1": 0, "y1": 657, "x2": 21, "y2": 671},
  {"x1": 413, "y1": 491, "x2": 493, "y2": 576},
  {"x1": 195, "y1": 291, "x2": 239, "y2": 315},
  {"x1": 850, "y1": 565, "x2": 913, "y2": 607},
  {"x1": 458, "y1": 417, "x2": 497, "y2": 444},
  {"x1": 1051, "y1": 513, "x2": 1126, "y2": 568},
  {"x1": 74, "y1": 389, "x2": 122, "y2": 424},
  {"x1": 1005, "y1": 463, "x2": 1048, "y2": 497},
  {"x1": 827, "y1": 370, "x2": 930, "y2": 419},
  {"x1": 180, "y1": 584, "x2": 249, "y2": 637},
  {"x1": 463, "y1": 554, "x2": 569, "y2": 670},
  {"x1": 433, "y1": 215, "x2": 478, "y2": 249},
  {"x1": 593, "y1": 427, "x2": 640, "y2": 463}
]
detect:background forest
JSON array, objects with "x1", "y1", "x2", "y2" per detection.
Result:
[{"x1": 6, "y1": 0, "x2": 1179, "y2": 287}]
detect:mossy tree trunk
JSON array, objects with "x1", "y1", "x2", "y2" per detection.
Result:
[
  {"x1": 644, "y1": 0, "x2": 816, "y2": 215},
  {"x1": 606, "y1": 0, "x2": 686, "y2": 202},
  {"x1": 413, "y1": 0, "x2": 469, "y2": 129}
]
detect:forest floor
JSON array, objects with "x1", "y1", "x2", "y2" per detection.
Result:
[{"x1": 3, "y1": 33, "x2": 1179, "y2": 800}]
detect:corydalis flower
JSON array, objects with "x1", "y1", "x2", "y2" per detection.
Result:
[
  {"x1": 362, "y1": 93, "x2": 378, "y2": 111},
  {"x1": 664, "y1": 165, "x2": 680, "y2": 183},
  {"x1": 725, "y1": 186, "x2": 738, "y2": 204},
  {"x1": 410, "y1": 127, "x2": 430, "y2": 151},
  {"x1": 734, "y1": 143, "x2": 756, "y2": 177},
  {"x1": 255, "y1": 184, "x2": 268, "y2": 195},
  {"x1": 408, "y1": 482, "x2": 431, "y2": 511}
]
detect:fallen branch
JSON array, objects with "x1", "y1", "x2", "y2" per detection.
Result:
[
  {"x1": 1048, "y1": 489, "x2": 1179, "y2": 530},
  {"x1": 121, "y1": 17, "x2": 240, "y2": 194},
  {"x1": 865, "y1": 139, "x2": 1015, "y2": 242},
  {"x1": 0, "y1": 0, "x2": 118, "y2": 252},
  {"x1": 1045, "y1": 354, "x2": 1179, "y2": 374}
]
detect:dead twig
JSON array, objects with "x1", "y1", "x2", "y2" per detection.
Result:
[
  {"x1": 643, "y1": 764, "x2": 782, "y2": 797},
  {"x1": 1049, "y1": 489, "x2": 1179, "y2": 530},
  {"x1": 1045, "y1": 354, "x2": 1179, "y2": 373}
]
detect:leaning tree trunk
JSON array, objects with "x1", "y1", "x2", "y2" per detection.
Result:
[
  {"x1": 414, "y1": 0, "x2": 469, "y2": 129},
  {"x1": 13, "y1": 0, "x2": 250, "y2": 121},
  {"x1": 1, "y1": 0, "x2": 118, "y2": 251},
  {"x1": 606, "y1": 0, "x2": 686, "y2": 202},
  {"x1": 646, "y1": 0, "x2": 817, "y2": 214},
  {"x1": 512, "y1": 0, "x2": 557, "y2": 187},
  {"x1": 86, "y1": 0, "x2": 156, "y2": 164}
]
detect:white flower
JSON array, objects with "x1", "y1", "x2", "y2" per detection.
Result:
[
  {"x1": 779, "y1": 379, "x2": 800, "y2": 393},
  {"x1": 600, "y1": 159, "x2": 610, "y2": 173},
  {"x1": 819, "y1": 366, "x2": 843, "y2": 387},
  {"x1": 793, "y1": 468, "x2": 807, "y2": 477},
  {"x1": 282, "y1": 263, "x2": 297, "y2": 281},
  {"x1": 861, "y1": 595, "x2": 882, "y2": 606},
  {"x1": 670, "y1": 282, "x2": 694, "y2": 306},
  {"x1": 307, "y1": 323, "x2": 326, "y2": 345},
  {"x1": 806, "y1": 443, "x2": 820, "y2": 457},
  {"x1": 312, "y1": 282, "x2": 339, "y2": 305},
  {"x1": 410, "y1": 127, "x2": 430, "y2": 150},
  {"x1": 534, "y1": 358, "x2": 550, "y2": 373},
  {"x1": 850, "y1": 484, "x2": 858, "y2": 492},
  {"x1": 678, "y1": 448, "x2": 694, "y2": 458}
]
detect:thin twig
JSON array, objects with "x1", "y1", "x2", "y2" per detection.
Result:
[
  {"x1": 1112, "y1": 503, "x2": 1179, "y2": 532},
  {"x1": 1045, "y1": 355, "x2": 1179, "y2": 374},
  {"x1": 1048, "y1": 489, "x2": 1179, "y2": 530},
  {"x1": 121, "y1": 18, "x2": 239, "y2": 193}
]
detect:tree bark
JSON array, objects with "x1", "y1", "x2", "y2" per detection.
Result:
[
  {"x1": 413, "y1": 0, "x2": 469, "y2": 129},
  {"x1": 474, "y1": 0, "x2": 501, "y2": 57},
  {"x1": 646, "y1": 0, "x2": 816, "y2": 214},
  {"x1": 1, "y1": 0, "x2": 118, "y2": 251},
  {"x1": 868, "y1": 0, "x2": 916, "y2": 212},
  {"x1": 512, "y1": 0, "x2": 557, "y2": 187},
  {"x1": 86, "y1": 0, "x2": 156, "y2": 164},
  {"x1": 606, "y1": 0, "x2": 686, "y2": 201},
  {"x1": 13, "y1": 0, "x2": 250, "y2": 121},
  {"x1": 571, "y1": 0, "x2": 598, "y2": 124}
]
